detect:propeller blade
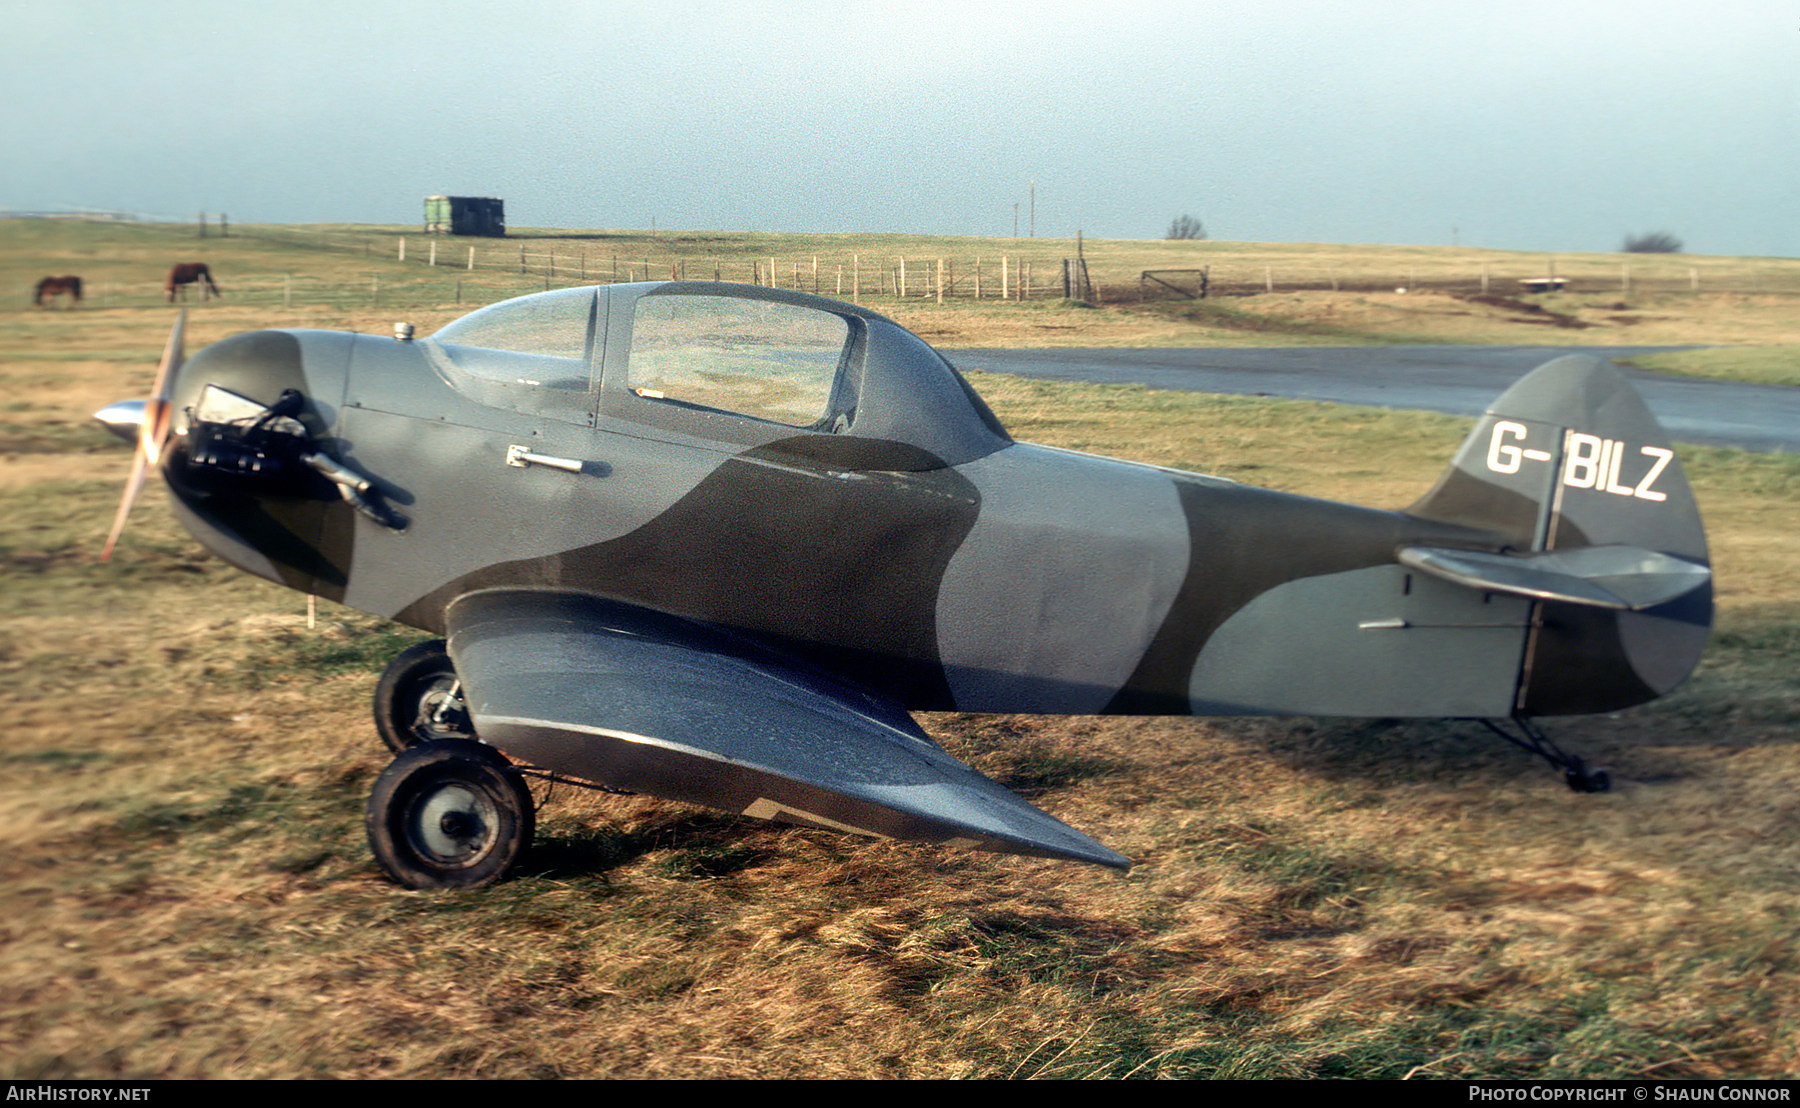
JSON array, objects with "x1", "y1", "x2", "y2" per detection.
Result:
[
  {"x1": 100, "y1": 311, "x2": 185, "y2": 561},
  {"x1": 142, "y1": 309, "x2": 184, "y2": 466},
  {"x1": 100, "y1": 455, "x2": 149, "y2": 562}
]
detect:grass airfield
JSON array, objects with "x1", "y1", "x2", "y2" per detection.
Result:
[{"x1": 2, "y1": 221, "x2": 1798, "y2": 1078}]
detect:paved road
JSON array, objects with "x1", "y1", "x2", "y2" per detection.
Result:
[{"x1": 942, "y1": 345, "x2": 1800, "y2": 453}]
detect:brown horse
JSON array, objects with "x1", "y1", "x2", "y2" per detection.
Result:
[
  {"x1": 34, "y1": 275, "x2": 82, "y2": 307},
  {"x1": 165, "y1": 263, "x2": 221, "y2": 302}
]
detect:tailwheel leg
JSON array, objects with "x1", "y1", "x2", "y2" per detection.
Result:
[{"x1": 1477, "y1": 717, "x2": 1611, "y2": 793}]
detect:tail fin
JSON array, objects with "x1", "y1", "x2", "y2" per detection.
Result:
[{"x1": 1408, "y1": 355, "x2": 1711, "y2": 714}]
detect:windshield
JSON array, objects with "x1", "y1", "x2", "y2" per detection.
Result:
[
  {"x1": 427, "y1": 288, "x2": 599, "y2": 417},
  {"x1": 433, "y1": 286, "x2": 597, "y2": 361}
]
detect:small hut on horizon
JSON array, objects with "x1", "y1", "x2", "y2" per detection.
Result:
[{"x1": 424, "y1": 196, "x2": 506, "y2": 237}]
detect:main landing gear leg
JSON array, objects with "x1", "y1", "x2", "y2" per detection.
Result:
[{"x1": 1477, "y1": 717, "x2": 1612, "y2": 794}]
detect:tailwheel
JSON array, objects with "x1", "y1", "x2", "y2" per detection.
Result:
[
  {"x1": 374, "y1": 639, "x2": 473, "y2": 752},
  {"x1": 1564, "y1": 764, "x2": 1611, "y2": 794},
  {"x1": 1478, "y1": 717, "x2": 1611, "y2": 793},
  {"x1": 366, "y1": 739, "x2": 535, "y2": 889}
]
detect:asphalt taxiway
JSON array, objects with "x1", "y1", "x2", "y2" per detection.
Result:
[{"x1": 944, "y1": 346, "x2": 1800, "y2": 452}]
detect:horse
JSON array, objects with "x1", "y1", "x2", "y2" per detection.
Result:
[
  {"x1": 34, "y1": 276, "x2": 82, "y2": 307},
  {"x1": 165, "y1": 263, "x2": 221, "y2": 302}
]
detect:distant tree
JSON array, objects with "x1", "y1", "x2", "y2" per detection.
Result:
[
  {"x1": 1622, "y1": 230, "x2": 1683, "y2": 254},
  {"x1": 1166, "y1": 214, "x2": 1208, "y2": 241}
]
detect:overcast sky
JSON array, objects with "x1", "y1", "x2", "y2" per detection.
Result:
[{"x1": 4, "y1": 0, "x2": 1795, "y2": 256}]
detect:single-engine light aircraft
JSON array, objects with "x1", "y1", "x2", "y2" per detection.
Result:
[{"x1": 97, "y1": 283, "x2": 1712, "y2": 888}]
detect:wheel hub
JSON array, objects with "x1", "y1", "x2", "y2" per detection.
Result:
[
  {"x1": 414, "y1": 677, "x2": 472, "y2": 741},
  {"x1": 410, "y1": 783, "x2": 497, "y2": 863}
]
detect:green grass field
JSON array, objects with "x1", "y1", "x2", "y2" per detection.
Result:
[{"x1": 2, "y1": 220, "x2": 1797, "y2": 1078}]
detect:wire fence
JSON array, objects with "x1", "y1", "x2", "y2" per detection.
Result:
[
  {"x1": 17, "y1": 216, "x2": 1800, "y2": 310},
  {"x1": 1125, "y1": 261, "x2": 1800, "y2": 302}
]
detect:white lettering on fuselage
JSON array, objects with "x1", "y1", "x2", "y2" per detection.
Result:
[{"x1": 1484, "y1": 421, "x2": 1671, "y2": 502}]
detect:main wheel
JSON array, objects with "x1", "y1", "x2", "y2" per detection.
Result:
[
  {"x1": 374, "y1": 639, "x2": 473, "y2": 753},
  {"x1": 366, "y1": 739, "x2": 535, "y2": 889}
]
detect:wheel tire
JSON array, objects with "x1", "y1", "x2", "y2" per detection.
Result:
[
  {"x1": 1565, "y1": 765, "x2": 1613, "y2": 794},
  {"x1": 366, "y1": 739, "x2": 535, "y2": 889},
  {"x1": 374, "y1": 639, "x2": 473, "y2": 753}
]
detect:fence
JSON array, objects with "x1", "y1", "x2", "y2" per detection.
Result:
[
  {"x1": 394, "y1": 239, "x2": 1090, "y2": 304},
  {"x1": 22, "y1": 217, "x2": 1798, "y2": 310},
  {"x1": 16, "y1": 273, "x2": 562, "y2": 312},
  {"x1": 367, "y1": 234, "x2": 1800, "y2": 305},
  {"x1": 1126, "y1": 261, "x2": 1800, "y2": 302},
  {"x1": 212, "y1": 224, "x2": 1117, "y2": 305}
]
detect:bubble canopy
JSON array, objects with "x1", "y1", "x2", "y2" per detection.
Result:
[{"x1": 424, "y1": 282, "x2": 1011, "y2": 462}]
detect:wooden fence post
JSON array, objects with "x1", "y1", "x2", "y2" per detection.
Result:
[
  {"x1": 399, "y1": 237, "x2": 406, "y2": 262},
  {"x1": 937, "y1": 258, "x2": 945, "y2": 304},
  {"x1": 468, "y1": 246, "x2": 475, "y2": 271}
]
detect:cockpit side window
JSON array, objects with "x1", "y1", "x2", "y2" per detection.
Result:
[
  {"x1": 627, "y1": 294, "x2": 858, "y2": 431},
  {"x1": 426, "y1": 287, "x2": 599, "y2": 422}
]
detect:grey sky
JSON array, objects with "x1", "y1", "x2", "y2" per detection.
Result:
[{"x1": 4, "y1": 0, "x2": 1795, "y2": 255}]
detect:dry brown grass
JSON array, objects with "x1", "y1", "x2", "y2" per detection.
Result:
[{"x1": 2, "y1": 222, "x2": 1798, "y2": 1079}]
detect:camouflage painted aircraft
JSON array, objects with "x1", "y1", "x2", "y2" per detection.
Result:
[{"x1": 97, "y1": 283, "x2": 1712, "y2": 888}]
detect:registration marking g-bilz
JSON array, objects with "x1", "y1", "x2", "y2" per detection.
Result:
[{"x1": 1486, "y1": 420, "x2": 1672, "y2": 502}]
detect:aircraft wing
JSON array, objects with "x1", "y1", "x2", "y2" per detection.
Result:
[{"x1": 443, "y1": 590, "x2": 1130, "y2": 870}]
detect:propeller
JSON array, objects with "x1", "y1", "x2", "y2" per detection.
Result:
[{"x1": 100, "y1": 310, "x2": 185, "y2": 561}]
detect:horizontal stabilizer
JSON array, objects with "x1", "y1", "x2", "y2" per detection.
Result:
[
  {"x1": 1400, "y1": 544, "x2": 1712, "y2": 611},
  {"x1": 445, "y1": 591, "x2": 1129, "y2": 870}
]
